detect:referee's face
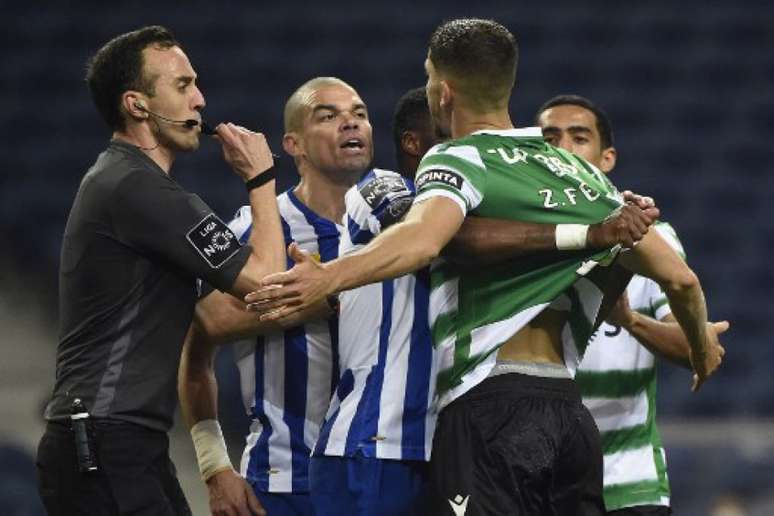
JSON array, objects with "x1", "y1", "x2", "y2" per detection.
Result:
[
  {"x1": 142, "y1": 45, "x2": 206, "y2": 153},
  {"x1": 298, "y1": 84, "x2": 373, "y2": 177}
]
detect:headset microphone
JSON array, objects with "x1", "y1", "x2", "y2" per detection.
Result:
[{"x1": 135, "y1": 103, "x2": 216, "y2": 135}]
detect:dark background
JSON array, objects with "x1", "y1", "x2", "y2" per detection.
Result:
[{"x1": 1, "y1": 1, "x2": 772, "y2": 514}]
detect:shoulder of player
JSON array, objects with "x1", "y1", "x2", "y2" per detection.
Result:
[
  {"x1": 344, "y1": 168, "x2": 415, "y2": 223},
  {"x1": 108, "y1": 162, "x2": 184, "y2": 210},
  {"x1": 226, "y1": 205, "x2": 254, "y2": 238},
  {"x1": 418, "y1": 141, "x2": 487, "y2": 175},
  {"x1": 227, "y1": 189, "x2": 294, "y2": 239},
  {"x1": 653, "y1": 220, "x2": 686, "y2": 257}
]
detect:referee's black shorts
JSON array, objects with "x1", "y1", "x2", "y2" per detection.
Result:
[
  {"x1": 429, "y1": 372, "x2": 605, "y2": 516},
  {"x1": 36, "y1": 420, "x2": 191, "y2": 516}
]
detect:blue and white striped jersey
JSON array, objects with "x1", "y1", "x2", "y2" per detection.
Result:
[
  {"x1": 228, "y1": 189, "x2": 340, "y2": 493},
  {"x1": 314, "y1": 169, "x2": 439, "y2": 461}
]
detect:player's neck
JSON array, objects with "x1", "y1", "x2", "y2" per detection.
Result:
[
  {"x1": 293, "y1": 168, "x2": 357, "y2": 223},
  {"x1": 450, "y1": 108, "x2": 513, "y2": 139},
  {"x1": 114, "y1": 127, "x2": 175, "y2": 174}
]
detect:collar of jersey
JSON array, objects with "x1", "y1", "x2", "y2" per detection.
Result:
[{"x1": 471, "y1": 126, "x2": 542, "y2": 138}]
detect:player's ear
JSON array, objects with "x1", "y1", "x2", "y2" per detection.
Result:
[
  {"x1": 400, "y1": 131, "x2": 420, "y2": 157},
  {"x1": 599, "y1": 146, "x2": 617, "y2": 173},
  {"x1": 439, "y1": 80, "x2": 452, "y2": 110},
  {"x1": 283, "y1": 132, "x2": 302, "y2": 158}
]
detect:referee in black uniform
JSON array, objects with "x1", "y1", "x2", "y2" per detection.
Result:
[{"x1": 36, "y1": 26, "x2": 283, "y2": 515}]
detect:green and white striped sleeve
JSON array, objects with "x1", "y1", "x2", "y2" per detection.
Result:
[{"x1": 413, "y1": 143, "x2": 486, "y2": 216}]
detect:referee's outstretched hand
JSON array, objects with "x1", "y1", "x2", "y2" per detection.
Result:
[
  {"x1": 215, "y1": 122, "x2": 274, "y2": 183},
  {"x1": 207, "y1": 468, "x2": 266, "y2": 516}
]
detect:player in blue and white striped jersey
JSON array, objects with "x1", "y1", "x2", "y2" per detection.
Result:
[
  {"x1": 179, "y1": 76, "x2": 374, "y2": 516},
  {"x1": 229, "y1": 192, "x2": 340, "y2": 496},
  {"x1": 308, "y1": 89, "x2": 441, "y2": 515},
  {"x1": 315, "y1": 169, "x2": 434, "y2": 461}
]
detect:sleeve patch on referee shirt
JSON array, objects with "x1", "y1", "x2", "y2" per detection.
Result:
[
  {"x1": 415, "y1": 169, "x2": 465, "y2": 191},
  {"x1": 186, "y1": 213, "x2": 241, "y2": 269}
]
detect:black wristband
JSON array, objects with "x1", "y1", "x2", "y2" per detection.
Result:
[{"x1": 245, "y1": 168, "x2": 276, "y2": 192}]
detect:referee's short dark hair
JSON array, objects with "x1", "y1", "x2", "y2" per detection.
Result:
[
  {"x1": 86, "y1": 25, "x2": 179, "y2": 132},
  {"x1": 428, "y1": 18, "x2": 518, "y2": 111},
  {"x1": 536, "y1": 95, "x2": 615, "y2": 149},
  {"x1": 392, "y1": 87, "x2": 430, "y2": 162}
]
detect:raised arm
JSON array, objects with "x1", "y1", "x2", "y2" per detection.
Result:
[
  {"x1": 214, "y1": 123, "x2": 286, "y2": 298},
  {"x1": 617, "y1": 230, "x2": 724, "y2": 390}
]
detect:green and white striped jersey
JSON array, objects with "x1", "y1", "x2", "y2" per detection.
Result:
[
  {"x1": 413, "y1": 127, "x2": 624, "y2": 409},
  {"x1": 576, "y1": 222, "x2": 685, "y2": 511}
]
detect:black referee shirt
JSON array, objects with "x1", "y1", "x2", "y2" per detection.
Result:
[{"x1": 45, "y1": 139, "x2": 251, "y2": 432}]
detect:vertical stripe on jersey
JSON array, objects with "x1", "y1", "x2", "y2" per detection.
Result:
[
  {"x1": 282, "y1": 325, "x2": 308, "y2": 492},
  {"x1": 314, "y1": 368, "x2": 355, "y2": 454},
  {"x1": 345, "y1": 279, "x2": 394, "y2": 456},
  {"x1": 400, "y1": 267, "x2": 432, "y2": 456},
  {"x1": 241, "y1": 340, "x2": 270, "y2": 491},
  {"x1": 286, "y1": 190, "x2": 342, "y2": 398},
  {"x1": 239, "y1": 190, "x2": 339, "y2": 493},
  {"x1": 285, "y1": 189, "x2": 339, "y2": 491}
]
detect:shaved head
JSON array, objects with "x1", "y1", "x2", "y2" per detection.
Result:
[{"x1": 284, "y1": 77, "x2": 355, "y2": 133}]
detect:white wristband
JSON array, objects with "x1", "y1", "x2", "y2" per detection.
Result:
[
  {"x1": 191, "y1": 419, "x2": 233, "y2": 481},
  {"x1": 555, "y1": 224, "x2": 589, "y2": 250}
]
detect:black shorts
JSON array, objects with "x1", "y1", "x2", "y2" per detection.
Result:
[
  {"x1": 429, "y1": 373, "x2": 604, "y2": 516},
  {"x1": 608, "y1": 506, "x2": 672, "y2": 516},
  {"x1": 37, "y1": 420, "x2": 191, "y2": 516}
]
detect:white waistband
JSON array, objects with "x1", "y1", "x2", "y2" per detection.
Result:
[{"x1": 488, "y1": 360, "x2": 571, "y2": 379}]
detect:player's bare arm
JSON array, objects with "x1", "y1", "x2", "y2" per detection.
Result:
[
  {"x1": 617, "y1": 229, "x2": 724, "y2": 391},
  {"x1": 178, "y1": 320, "x2": 266, "y2": 516},
  {"x1": 216, "y1": 123, "x2": 286, "y2": 298},
  {"x1": 444, "y1": 200, "x2": 659, "y2": 264},
  {"x1": 246, "y1": 196, "x2": 464, "y2": 319},
  {"x1": 194, "y1": 289, "x2": 333, "y2": 343},
  {"x1": 606, "y1": 294, "x2": 729, "y2": 369}
]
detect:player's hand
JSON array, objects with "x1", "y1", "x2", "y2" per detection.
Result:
[
  {"x1": 690, "y1": 320, "x2": 729, "y2": 392},
  {"x1": 587, "y1": 203, "x2": 660, "y2": 250},
  {"x1": 206, "y1": 468, "x2": 265, "y2": 516},
  {"x1": 605, "y1": 293, "x2": 635, "y2": 329},
  {"x1": 215, "y1": 123, "x2": 274, "y2": 183},
  {"x1": 622, "y1": 190, "x2": 656, "y2": 210},
  {"x1": 245, "y1": 243, "x2": 335, "y2": 320}
]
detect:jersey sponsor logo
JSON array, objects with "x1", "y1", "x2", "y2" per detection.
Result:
[
  {"x1": 448, "y1": 494, "x2": 470, "y2": 516},
  {"x1": 186, "y1": 213, "x2": 241, "y2": 269},
  {"x1": 359, "y1": 175, "x2": 409, "y2": 208},
  {"x1": 415, "y1": 169, "x2": 465, "y2": 191}
]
